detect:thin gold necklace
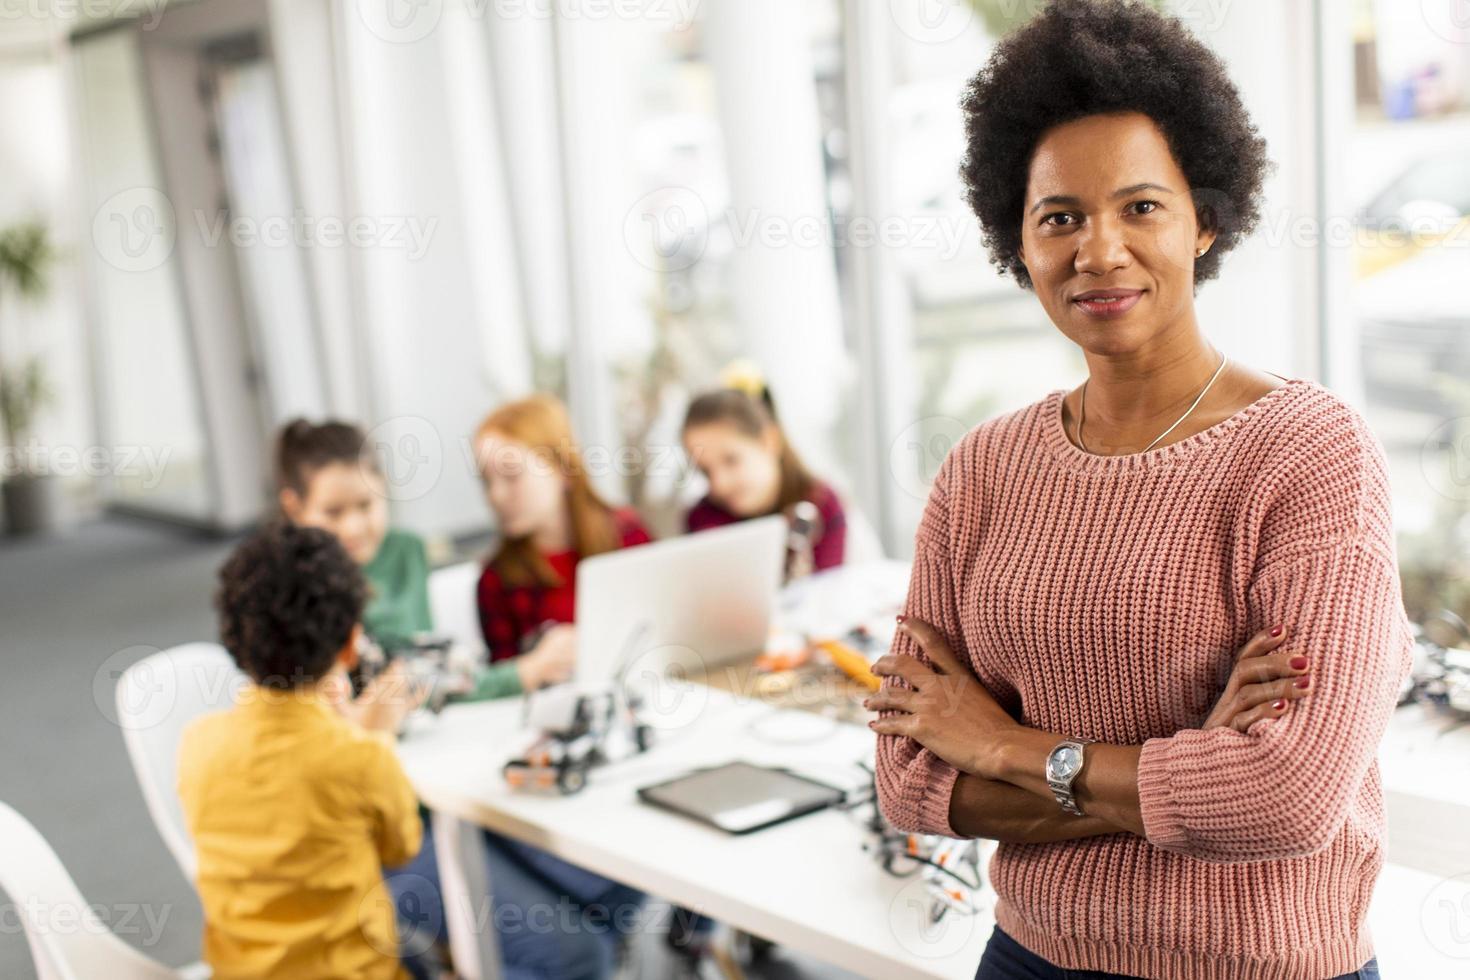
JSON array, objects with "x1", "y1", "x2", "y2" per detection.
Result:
[{"x1": 1076, "y1": 351, "x2": 1229, "y2": 455}]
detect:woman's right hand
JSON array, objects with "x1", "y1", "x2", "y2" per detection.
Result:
[
  {"x1": 516, "y1": 623, "x2": 577, "y2": 691},
  {"x1": 1202, "y1": 625, "x2": 1313, "y2": 732}
]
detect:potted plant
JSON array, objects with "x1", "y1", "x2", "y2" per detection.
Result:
[{"x1": 0, "y1": 221, "x2": 61, "y2": 535}]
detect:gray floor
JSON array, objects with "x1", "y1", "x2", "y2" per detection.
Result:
[
  {"x1": 0, "y1": 518, "x2": 859, "y2": 980},
  {"x1": 0, "y1": 517, "x2": 228, "y2": 976}
]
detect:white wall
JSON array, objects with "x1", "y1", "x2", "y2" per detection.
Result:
[
  {"x1": 0, "y1": 46, "x2": 94, "y2": 510},
  {"x1": 337, "y1": 0, "x2": 525, "y2": 539}
]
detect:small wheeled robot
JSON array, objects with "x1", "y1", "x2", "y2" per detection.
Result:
[
  {"x1": 352, "y1": 632, "x2": 475, "y2": 715},
  {"x1": 846, "y1": 763, "x2": 991, "y2": 923},
  {"x1": 502, "y1": 683, "x2": 654, "y2": 795}
]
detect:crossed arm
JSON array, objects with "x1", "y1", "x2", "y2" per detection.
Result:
[
  {"x1": 866, "y1": 614, "x2": 1333, "y2": 849},
  {"x1": 866, "y1": 618, "x2": 1145, "y2": 844},
  {"x1": 875, "y1": 430, "x2": 1411, "y2": 857}
]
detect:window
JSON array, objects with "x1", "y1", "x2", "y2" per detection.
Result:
[{"x1": 1337, "y1": 0, "x2": 1470, "y2": 629}]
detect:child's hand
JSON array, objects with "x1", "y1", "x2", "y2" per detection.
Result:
[
  {"x1": 339, "y1": 660, "x2": 430, "y2": 733},
  {"x1": 319, "y1": 668, "x2": 354, "y2": 709},
  {"x1": 516, "y1": 624, "x2": 577, "y2": 690}
]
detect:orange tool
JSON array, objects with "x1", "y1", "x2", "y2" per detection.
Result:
[{"x1": 815, "y1": 638, "x2": 881, "y2": 691}]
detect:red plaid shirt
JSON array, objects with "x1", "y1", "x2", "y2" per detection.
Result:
[{"x1": 476, "y1": 508, "x2": 652, "y2": 662}]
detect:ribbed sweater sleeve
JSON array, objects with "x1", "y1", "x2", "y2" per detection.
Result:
[
  {"x1": 874, "y1": 453, "x2": 964, "y2": 837},
  {"x1": 1136, "y1": 411, "x2": 1414, "y2": 862}
]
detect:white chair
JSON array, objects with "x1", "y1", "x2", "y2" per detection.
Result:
[
  {"x1": 0, "y1": 800, "x2": 209, "y2": 980},
  {"x1": 428, "y1": 560, "x2": 483, "y2": 653},
  {"x1": 116, "y1": 643, "x2": 245, "y2": 881}
]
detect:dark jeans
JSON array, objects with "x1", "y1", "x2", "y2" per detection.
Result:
[
  {"x1": 975, "y1": 924, "x2": 1382, "y2": 980},
  {"x1": 385, "y1": 812, "x2": 644, "y2": 980}
]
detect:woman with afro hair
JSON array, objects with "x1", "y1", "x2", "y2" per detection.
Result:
[{"x1": 867, "y1": 3, "x2": 1404, "y2": 978}]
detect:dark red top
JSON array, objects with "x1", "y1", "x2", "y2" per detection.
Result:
[
  {"x1": 685, "y1": 480, "x2": 847, "y2": 573},
  {"x1": 476, "y1": 507, "x2": 652, "y2": 663}
]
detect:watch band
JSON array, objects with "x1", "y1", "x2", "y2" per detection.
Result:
[{"x1": 1046, "y1": 737, "x2": 1095, "y2": 816}]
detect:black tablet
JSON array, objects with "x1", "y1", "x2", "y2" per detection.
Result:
[{"x1": 636, "y1": 761, "x2": 845, "y2": 834}]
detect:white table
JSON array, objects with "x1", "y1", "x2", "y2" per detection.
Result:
[
  {"x1": 397, "y1": 682, "x2": 993, "y2": 980},
  {"x1": 398, "y1": 559, "x2": 1470, "y2": 979},
  {"x1": 1377, "y1": 702, "x2": 1470, "y2": 873}
]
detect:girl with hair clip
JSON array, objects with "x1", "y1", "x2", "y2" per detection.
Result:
[
  {"x1": 667, "y1": 367, "x2": 853, "y2": 961},
  {"x1": 681, "y1": 362, "x2": 847, "y2": 581}
]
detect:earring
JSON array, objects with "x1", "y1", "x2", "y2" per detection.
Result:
[{"x1": 1196, "y1": 247, "x2": 1208, "y2": 257}]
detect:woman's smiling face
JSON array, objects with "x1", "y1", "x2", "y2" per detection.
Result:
[{"x1": 1018, "y1": 111, "x2": 1216, "y2": 354}]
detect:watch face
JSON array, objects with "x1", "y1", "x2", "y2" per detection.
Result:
[{"x1": 1048, "y1": 744, "x2": 1082, "y2": 780}]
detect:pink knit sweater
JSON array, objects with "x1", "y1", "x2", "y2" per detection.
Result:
[{"x1": 875, "y1": 377, "x2": 1414, "y2": 980}]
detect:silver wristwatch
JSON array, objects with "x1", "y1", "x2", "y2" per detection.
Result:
[{"x1": 1045, "y1": 737, "x2": 1095, "y2": 816}]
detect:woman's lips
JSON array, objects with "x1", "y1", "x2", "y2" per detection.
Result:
[{"x1": 1072, "y1": 290, "x2": 1143, "y2": 318}]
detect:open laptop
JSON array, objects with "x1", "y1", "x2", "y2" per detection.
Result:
[{"x1": 572, "y1": 515, "x2": 787, "y2": 691}]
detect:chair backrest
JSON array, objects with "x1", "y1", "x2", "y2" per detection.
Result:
[
  {"x1": 0, "y1": 801, "x2": 178, "y2": 980},
  {"x1": 428, "y1": 560, "x2": 483, "y2": 653},
  {"x1": 116, "y1": 642, "x2": 244, "y2": 882}
]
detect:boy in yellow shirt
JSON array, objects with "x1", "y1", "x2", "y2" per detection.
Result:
[{"x1": 179, "y1": 522, "x2": 426, "y2": 979}]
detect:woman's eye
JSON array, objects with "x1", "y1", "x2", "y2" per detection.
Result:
[
  {"x1": 1129, "y1": 200, "x2": 1160, "y2": 215},
  {"x1": 1042, "y1": 212, "x2": 1076, "y2": 227}
]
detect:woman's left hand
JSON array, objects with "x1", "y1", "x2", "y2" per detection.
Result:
[{"x1": 864, "y1": 617, "x2": 1019, "y2": 778}]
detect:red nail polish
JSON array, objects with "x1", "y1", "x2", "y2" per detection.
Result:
[
  {"x1": 1272, "y1": 699, "x2": 1286, "y2": 710},
  {"x1": 1289, "y1": 656, "x2": 1308, "y2": 670},
  {"x1": 896, "y1": 614, "x2": 906, "y2": 624},
  {"x1": 1270, "y1": 625, "x2": 1283, "y2": 637},
  {"x1": 1294, "y1": 677, "x2": 1309, "y2": 689}
]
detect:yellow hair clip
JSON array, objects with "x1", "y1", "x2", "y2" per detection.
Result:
[{"x1": 719, "y1": 358, "x2": 766, "y2": 400}]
